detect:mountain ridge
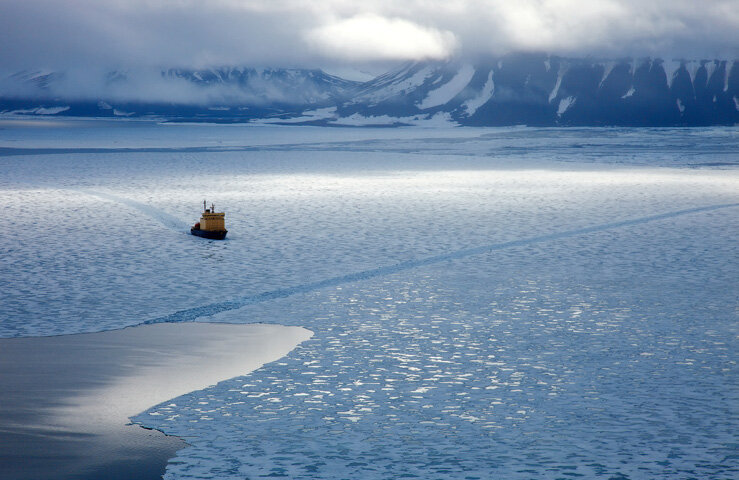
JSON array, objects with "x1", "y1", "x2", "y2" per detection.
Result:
[{"x1": 1, "y1": 54, "x2": 737, "y2": 126}]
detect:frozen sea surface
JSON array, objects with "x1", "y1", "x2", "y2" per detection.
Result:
[{"x1": 1, "y1": 119, "x2": 737, "y2": 478}]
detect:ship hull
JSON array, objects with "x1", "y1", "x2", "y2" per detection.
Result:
[{"x1": 190, "y1": 228, "x2": 227, "y2": 240}]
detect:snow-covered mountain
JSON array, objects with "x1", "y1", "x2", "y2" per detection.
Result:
[
  {"x1": 334, "y1": 55, "x2": 738, "y2": 126},
  {"x1": 162, "y1": 67, "x2": 358, "y2": 105},
  {"x1": 0, "y1": 67, "x2": 360, "y2": 120},
  {"x1": 1, "y1": 55, "x2": 737, "y2": 126}
]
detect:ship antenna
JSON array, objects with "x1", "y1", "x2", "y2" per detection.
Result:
[{"x1": 204, "y1": 199, "x2": 207, "y2": 212}]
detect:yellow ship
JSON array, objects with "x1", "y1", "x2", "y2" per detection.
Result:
[{"x1": 191, "y1": 200, "x2": 228, "y2": 240}]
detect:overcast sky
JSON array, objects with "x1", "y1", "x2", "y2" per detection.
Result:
[{"x1": 1, "y1": 0, "x2": 737, "y2": 74}]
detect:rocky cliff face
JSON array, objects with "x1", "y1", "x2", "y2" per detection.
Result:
[{"x1": 1, "y1": 55, "x2": 737, "y2": 126}]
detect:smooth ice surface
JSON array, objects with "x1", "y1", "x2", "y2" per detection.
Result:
[
  {"x1": 0, "y1": 322, "x2": 311, "y2": 480},
  {"x1": 49, "y1": 323, "x2": 312, "y2": 433},
  {"x1": 1, "y1": 119, "x2": 737, "y2": 479}
]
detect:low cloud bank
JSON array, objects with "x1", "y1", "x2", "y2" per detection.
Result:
[{"x1": 0, "y1": 0, "x2": 736, "y2": 75}]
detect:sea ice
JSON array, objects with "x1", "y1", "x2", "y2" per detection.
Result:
[{"x1": 1, "y1": 120, "x2": 737, "y2": 479}]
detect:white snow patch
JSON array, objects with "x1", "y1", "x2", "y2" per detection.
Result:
[
  {"x1": 418, "y1": 64, "x2": 475, "y2": 110},
  {"x1": 35, "y1": 106, "x2": 70, "y2": 115},
  {"x1": 419, "y1": 111, "x2": 458, "y2": 127},
  {"x1": 330, "y1": 111, "x2": 458, "y2": 127},
  {"x1": 463, "y1": 70, "x2": 495, "y2": 116},
  {"x1": 662, "y1": 60, "x2": 682, "y2": 88},
  {"x1": 362, "y1": 66, "x2": 435, "y2": 104},
  {"x1": 622, "y1": 87, "x2": 636, "y2": 99},
  {"x1": 724, "y1": 61, "x2": 733, "y2": 92},
  {"x1": 734, "y1": 95, "x2": 739, "y2": 111},
  {"x1": 599, "y1": 62, "x2": 616, "y2": 88},
  {"x1": 685, "y1": 61, "x2": 701, "y2": 85},
  {"x1": 5, "y1": 106, "x2": 71, "y2": 115},
  {"x1": 331, "y1": 113, "x2": 410, "y2": 126},
  {"x1": 549, "y1": 63, "x2": 568, "y2": 103},
  {"x1": 676, "y1": 99, "x2": 685, "y2": 113},
  {"x1": 113, "y1": 109, "x2": 134, "y2": 117},
  {"x1": 97, "y1": 101, "x2": 112, "y2": 110},
  {"x1": 255, "y1": 107, "x2": 337, "y2": 124},
  {"x1": 705, "y1": 61, "x2": 718, "y2": 83},
  {"x1": 2, "y1": 109, "x2": 32, "y2": 115},
  {"x1": 557, "y1": 96, "x2": 575, "y2": 116},
  {"x1": 393, "y1": 66, "x2": 433, "y2": 89},
  {"x1": 544, "y1": 59, "x2": 551, "y2": 72}
]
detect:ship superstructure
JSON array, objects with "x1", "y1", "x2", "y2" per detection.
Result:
[{"x1": 191, "y1": 200, "x2": 228, "y2": 240}]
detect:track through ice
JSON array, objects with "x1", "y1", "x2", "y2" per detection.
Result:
[
  {"x1": 79, "y1": 189, "x2": 190, "y2": 233},
  {"x1": 143, "y1": 202, "x2": 739, "y2": 325}
]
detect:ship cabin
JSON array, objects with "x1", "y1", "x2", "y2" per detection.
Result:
[{"x1": 191, "y1": 200, "x2": 228, "y2": 240}]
